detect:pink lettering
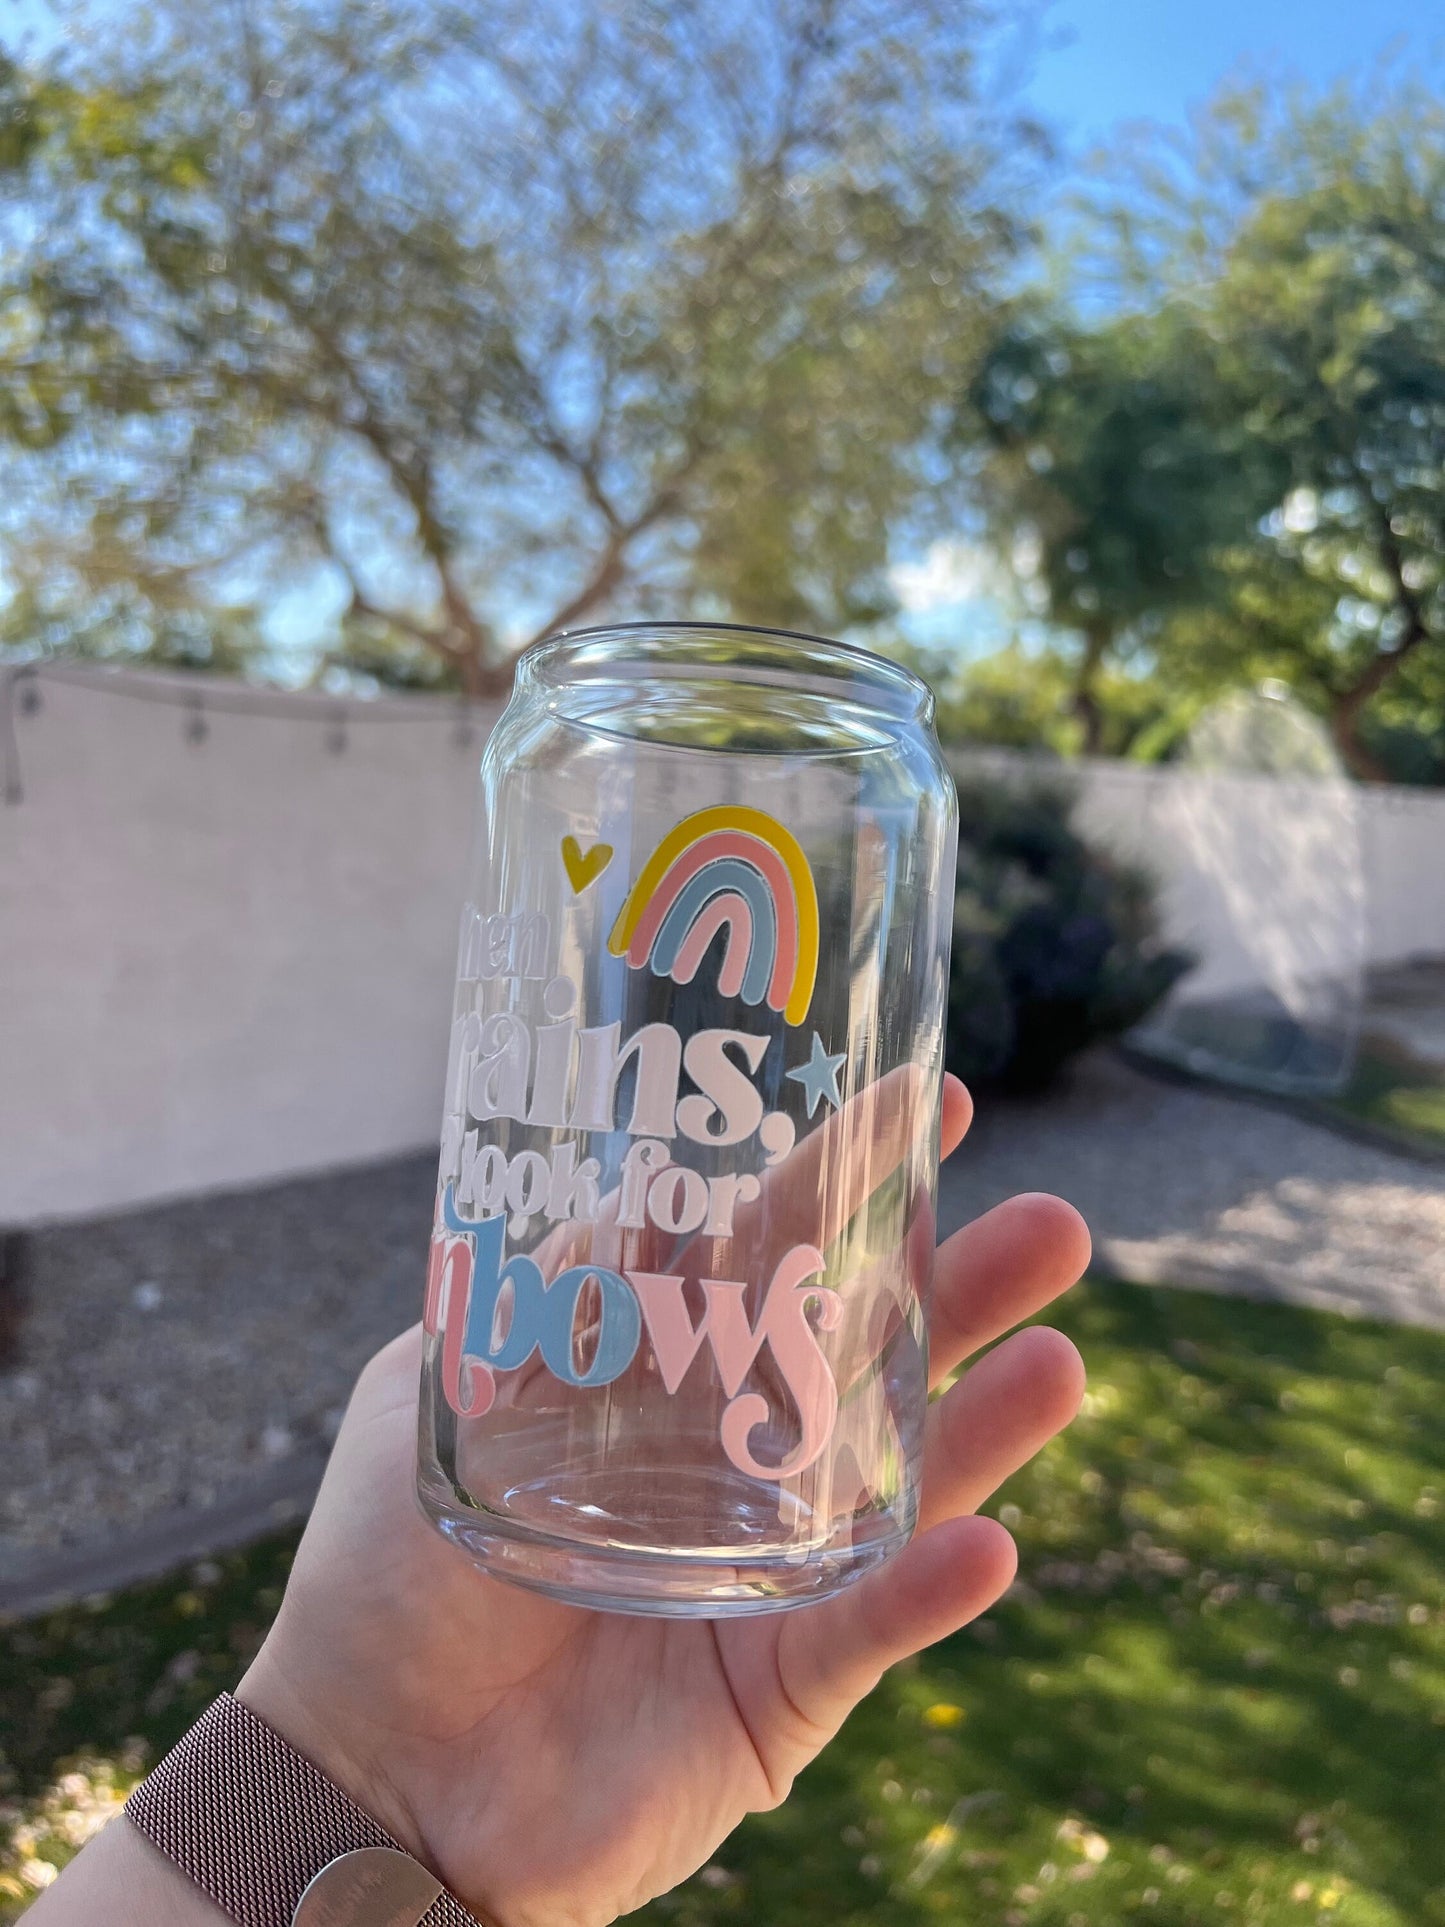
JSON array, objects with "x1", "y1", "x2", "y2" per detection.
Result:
[
  {"x1": 430, "y1": 1234, "x2": 496, "y2": 1418},
  {"x1": 628, "y1": 1243, "x2": 840, "y2": 1477}
]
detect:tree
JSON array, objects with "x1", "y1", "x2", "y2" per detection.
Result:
[
  {"x1": 897, "y1": 637, "x2": 1181, "y2": 759},
  {"x1": 0, "y1": 0, "x2": 1039, "y2": 693},
  {"x1": 958, "y1": 300, "x2": 1282, "y2": 753},
  {"x1": 926, "y1": 641, "x2": 1086, "y2": 753},
  {"x1": 1357, "y1": 646, "x2": 1445, "y2": 786},
  {"x1": 1087, "y1": 76, "x2": 1445, "y2": 780}
]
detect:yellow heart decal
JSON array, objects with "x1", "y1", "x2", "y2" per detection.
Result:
[{"x1": 561, "y1": 834, "x2": 613, "y2": 894}]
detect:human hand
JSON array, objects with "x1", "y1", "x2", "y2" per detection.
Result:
[{"x1": 238, "y1": 1076, "x2": 1090, "y2": 1927}]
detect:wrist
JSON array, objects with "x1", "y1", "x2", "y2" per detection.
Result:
[
  {"x1": 27, "y1": 1815, "x2": 233, "y2": 1926},
  {"x1": 125, "y1": 1682, "x2": 491, "y2": 1927},
  {"x1": 234, "y1": 1641, "x2": 433, "y2": 1872}
]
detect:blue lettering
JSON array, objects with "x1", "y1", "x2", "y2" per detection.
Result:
[
  {"x1": 537, "y1": 1265, "x2": 642, "y2": 1388},
  {"x1": 451, "y1": 1193, "x2": 641, "y2": 1388}
]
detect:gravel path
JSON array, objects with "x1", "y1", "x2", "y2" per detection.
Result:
[
  {"x1": 1, "y1": 1153, "x2": 436, "y2": 1580},
  {"x1": 939, "y1": 1051, "x2": 1445, "y2": 1331},
  {"x1": 3, "y1": 1051, "x2": 1441, "y2": 1596}
]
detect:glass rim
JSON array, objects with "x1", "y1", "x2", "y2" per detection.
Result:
[{"x1": 519, "y1": 619, "x2": 934, "y2": 724}]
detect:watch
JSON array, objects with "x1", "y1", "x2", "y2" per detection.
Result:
[{"x1": 124, "y1": 1693, "x2": 485, "y2": 1926}]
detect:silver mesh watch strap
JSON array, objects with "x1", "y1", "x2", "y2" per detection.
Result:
[{"x1": 124, "y1": 1693, "x2": 482, "y2": 1926}]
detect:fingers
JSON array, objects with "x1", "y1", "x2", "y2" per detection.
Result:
[
  {"x1": 773, "y1": 1316, "x2": 1075, "y2": 1741},
  {"x1": 928, "y1": 1191, "x2": 1091, "y2": 1388},
  {"x1": 543, "y1": 1073, "x2": 972, "y2": 1294},
  {"x1": 359, "y1": 1321, "x2": 424, "y2": 1387},
  {"x1": 940, "y1": 1073, "x2": 972, "y2": 1162},
  {"x1": 917, "y1": 1325, "x2": 1085, "y2": 1532},
  {"x1": 744, "y1": 1066, "x2": 968, "y2": 1268},
  {"x1": 736, "y1": 1060, "x2": 936, "y2": 1260},
  {"x1": 776, "y1": 1514, "x2": 1017, "y2": 1739}
]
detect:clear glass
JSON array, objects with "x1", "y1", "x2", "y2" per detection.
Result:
[{"x1": 415, "y1": 622, "x2": 958, "y2": 1615}]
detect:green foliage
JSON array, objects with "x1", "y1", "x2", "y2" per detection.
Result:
[
  {"x1": 1320, "y1": 1042, "x2": 1445, "y2": 1157},
  {"x1": 0, "y1": 54, "x2": 46, "y2": 176},
  {"x1": 0, "y1": 1535, "x2": 296, "y2": 1911},
  {"x1": 4, "y1": 15, "x2": 1440, "y2": 783},
  {"x1": 6, "y1": 1282, "x2": 1444, "y2": 1924},
  {"x1": 0, "y1": 583, "x2": 264, "y2": 678},
  {"x1": 1085, "y1": 75, "x2": 1445, "y2": 779},
  {"x1": 0, "y1": 0, "x2": 1036, "y2": 690},
  {"x1": 947, "y1": 779, "x2": 1192, "y2": 1090},
  {"x1": 945, "y1": 72, "x2": 1445, "y2": 781},
  {"x1": 1159, "y1": 563, "x2": 1445, "y2": 786},
  {"x1": 911, "y1": 641, "x2": 1190, "y2": 762},
  {"x1": 911, "y1": 644, "x2": 1083, "y2": 755},
  {"x1": 957, "y1": 302, "x2": 1282, "y2": 750}
]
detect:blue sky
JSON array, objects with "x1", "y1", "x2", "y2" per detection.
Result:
[
  {"x1": 1022, "y1": 0, "x2": 1440, "y2": 148},
  {"x1": 9, "y1": 0, "x2": 1439, "y2": 148}
]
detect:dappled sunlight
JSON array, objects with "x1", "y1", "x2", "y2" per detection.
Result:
[
  {"x1": 0, "y1": 4, "x2": 1441, "y2": 1921},
  {"x1": 939, "y1": 1052, "x2": 1445, "y2": 1331},
  {"x1": 4, "y1": 1285, "x2": 1441, "y2": 1924},
  {"x1": 637, "y1": 1283, "x2": 1443, "y2": 1926},
  {"x1": 0, "y1": 1753, "x2": 137, "y2": 1908}
]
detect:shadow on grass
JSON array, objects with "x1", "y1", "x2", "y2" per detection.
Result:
[
  {"x1": 647, "y1": 1284, "x2": 1445, "y2": 1927},
  {"x1": 3, "y1": 1280, "x2": 1442, "y2": 1926}
]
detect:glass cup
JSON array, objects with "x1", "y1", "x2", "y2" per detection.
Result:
[{"x1": 416, "y1": 623, "x2": 957, "y2": 1615}]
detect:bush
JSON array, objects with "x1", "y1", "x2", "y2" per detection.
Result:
[{"x1": 947, "y1": 776, "x2": 1193, "y2": 1092}]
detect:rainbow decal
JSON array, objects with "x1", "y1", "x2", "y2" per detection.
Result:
[{"x1": 608, "y1": 806, "x2": 819, "y2": 1026}]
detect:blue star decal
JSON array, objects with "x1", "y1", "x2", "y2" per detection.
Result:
[{"x1": 786, "y1": 1030, "x2": 845, "y2": 1118}]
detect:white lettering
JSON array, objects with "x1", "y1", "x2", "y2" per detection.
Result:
[
  {"x1": 570, "y1": 1021, "x2": 681, "y2": 1137},
  {"x1": 468, "y1": 1013, "x2": 531, "y2": 1122},
  {"x1": 646, "y1": 1166, "x2": 711, "y2": 1235},
  {"x1": 545, "y1": 1142, "x2": 601, "y2": 1222},
  {"x1": 676, "y1": 1030, "x2": 769, "y2": 1146},
  {"x1": 703, "y1": 1171, "x2": 761, "y2": 1237},
  {"x1": 618, "y1": 1138, "x2": 671, "y2": 1229}
]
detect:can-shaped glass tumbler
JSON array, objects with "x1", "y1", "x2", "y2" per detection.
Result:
[{"x1": 416, "y1": 623, "x2": 958, "y2": 1615}]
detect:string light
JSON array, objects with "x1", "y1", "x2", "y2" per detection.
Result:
[
  {"x1": 0, "y1": 659, "x2": 501, "y2": 806},
  {"x1": 1, "y1": 698, "x2": 19, "y2": 808}
]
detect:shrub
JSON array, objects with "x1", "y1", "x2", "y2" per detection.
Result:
[{"x1": 947, "y1": 776, "x2": 1193, "y2": 1092}]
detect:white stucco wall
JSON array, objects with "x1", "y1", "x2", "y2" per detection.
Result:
[
  {"x1": 3, "y1": 666, "x2": 1442, "y2": 1225},
  {"x1": 2, "y1": 665, "x2": 500, "y2": 1224},
  {"x1": 949, "y1": 746, "x2": 1445, "y2": 1001}
]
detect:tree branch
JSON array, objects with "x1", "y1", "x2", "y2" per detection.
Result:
[
  {"x1": 309, "y1": 511, "x2": 465, "y2": 660},
  {"x1": 1332, "y1": 453, "x2": 1435, "y2": 723},
  {"x1": 1072, "y1": 618, "x2": 1113, "y2": 756},
  {"x1": 521, "y1": 454, "x2": 702, "y2": 647},
  {"x1": 346, "y1": 586, "x2": 460, "y2": 658},
  {"x1": 226, "y1": 239, "x2": 501, "y2": 680},
  {"x1": 527, "y1": 527, "x2": 633, "y2": 644},
  {"x1": 1318, "y1": 439, "x2": 1437, "y2": 779}
]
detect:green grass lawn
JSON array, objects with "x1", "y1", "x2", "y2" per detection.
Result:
[
  {"x1": 3, "y1": 1280, "x2": 1442, "y2": 1925},
  {"x1": 1126, "y1": 1017, "x2": 1445, "y2": 1162},
  {"x1": 1324, "y1": 1044, "x2": 1445, "y2": 1156}
]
